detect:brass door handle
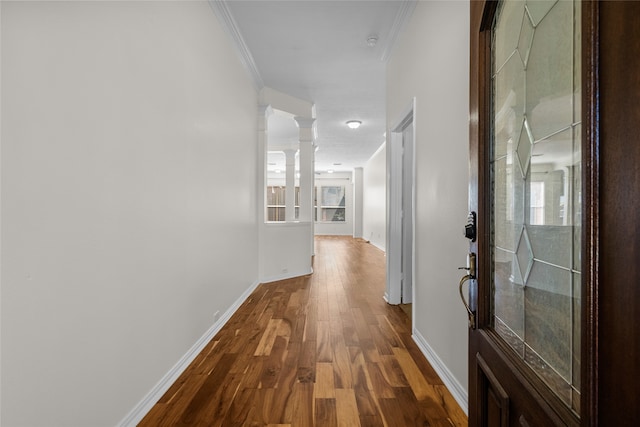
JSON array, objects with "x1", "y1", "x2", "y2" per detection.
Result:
[
  {"x1": 458, "y1": 252, "x2": 476, "y2": 329},
  {"x1": 459, "y1": 274, "x2": 476, "y2": 329}
]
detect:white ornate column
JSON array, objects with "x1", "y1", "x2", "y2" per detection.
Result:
[
  {"x1": 295, "y1": 116, "x2": 316, "y2": 257},
  {"x1": 294, "y1": 117, "x2": 316, "y2": 223},
  {"x1": 258, "y1": 104, "x2": 273, "y2": 223},
  {"x1": 284, "y1": 149, "x2": 297, "y2": 222}
]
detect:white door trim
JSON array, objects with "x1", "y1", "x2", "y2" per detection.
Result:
[{"x1": 386, "y1": 98, "x2": 416, "y2": 306}]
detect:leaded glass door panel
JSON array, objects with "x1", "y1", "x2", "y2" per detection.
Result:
[
  {"x1": 468, "y1": 0, "x2": 588, "y2": 425},
  {"x1": 492, "y1": 0, "x2": 581, "y2": 412}
]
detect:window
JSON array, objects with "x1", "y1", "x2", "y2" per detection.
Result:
[
  {"x1": 317, "y1": 185, "x2": 345, "y2": 222},
  {"x1": 266, "y1": 186, "x2": 285, "y2": 221},
  {"x1": 267, "y1": 186, "x2": 300, "y2": 221},
  {"x1": 268, "y1": 183, "x2": 347, "y2": 223}
]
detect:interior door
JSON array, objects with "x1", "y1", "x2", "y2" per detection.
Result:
[
  {"x1": 468, "y1": 0, "x2": 584, "y2": 425},
  {"x1": 469, "y1": 1, "x2": 640, "y2": 425}
]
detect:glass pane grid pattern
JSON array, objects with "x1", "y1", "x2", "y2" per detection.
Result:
[
  {"x1": 491, "y1": 0, "x2": 581, "y2": 415},
  {"x1": 268, "y1": 186, "x2": 346, "y2": 222}
]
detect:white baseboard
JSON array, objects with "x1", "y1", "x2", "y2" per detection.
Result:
[
  {"x1": 260, "y1": 267, "x2": 313, "y2": 284},
  {"x1": 369, "y1": 240, "x2": 386, "y2": 252},
  {"x1": 117, "y1": 279, "x2": 261, "y2": 427},
  {"x1": 412, "y1": 328, "x2": 469, "y2": 415}
]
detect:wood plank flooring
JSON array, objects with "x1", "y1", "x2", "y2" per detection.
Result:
[{"x1": 139, "y1": 236, "x2": 467, "y2": 426}]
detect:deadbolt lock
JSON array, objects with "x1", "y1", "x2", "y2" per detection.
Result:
[{"x1": 463, "y1": 211, "x2": 477, "y2": 242}]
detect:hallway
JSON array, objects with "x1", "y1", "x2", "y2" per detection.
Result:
[{"x1": 140, "y1": 236, "x2": 467, "y2": 426}]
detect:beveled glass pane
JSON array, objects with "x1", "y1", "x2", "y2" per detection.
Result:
[
  {"x1": 492, "y1": 0, "x2": 581, "y2": 415},
  {"x1": 494, "y1": 156, "x2": 525, "y2": 251},
  {"x1": 526, "y1": 125, "x2": 579, "y2": 270},
  {"x1": 495, "y1": 248, "x2": 525, "y2": 342},
  {"x1": 525, "y1": 261, "x2": 572, "y2": 381},
  {"x1": 516, "y1": 118, "x2": 533, "y2": 178},
  {"x1": 494, "y1": 52, "x2": 525, "y2": 160},
  {"x1": 528, "y1": 225, "x2": 572, "y2": 269},
  {"x1": 516, "y1": 227, "x2": 534, "y2": 283},
  {"x1": 494, "y1": 0, "x2": 526, "y2": 72},
  {"x1": 530, "y1": 125, "x2": 574, "y2": 177},
  {"x1": 525, "y1": 0, "x2": 558, "y2": 26},
  {"x1": 525, "y1": 0, "x2": 573, "y2": 142},
  {"x1": 517, "y1": 7, "x2": 535, "y2": 67}
]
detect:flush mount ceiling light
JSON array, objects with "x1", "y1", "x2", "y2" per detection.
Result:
[
  {"x1": 346, "y1": 120, "x2": 362, "y2": 129},
  {"x1": 367, "y1": 35, "x2": 378, "y2": 47}
]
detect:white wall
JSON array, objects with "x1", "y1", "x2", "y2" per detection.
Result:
[
  {"x1": 1, "y1": 2, "x2": 258, "y2": 426},
  {"x1": 261, "y1": 222, "x2": 313, "y2": 282},
  {"x1": 387, "y1": 0, "x2": 470, "y2": 410},
  {"x1": 363, "y1": 143, "x2": 387, "y2": 251}
]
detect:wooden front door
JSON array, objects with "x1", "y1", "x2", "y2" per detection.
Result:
[{"x1": 468, "y1": 1, "x2": 640, "y2": 426}]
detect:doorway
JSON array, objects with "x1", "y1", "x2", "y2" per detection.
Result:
[{"x1": 387, "y1": 100, "x2": 415, "y2": 310}]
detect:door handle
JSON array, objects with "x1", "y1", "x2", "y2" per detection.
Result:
[{"x1": 458, "y1": 253, "x2": 476, "y2": 329}]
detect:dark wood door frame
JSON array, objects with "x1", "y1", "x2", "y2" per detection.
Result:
[
  {"x1": 581, "y1": 2, "x2": 599, "y2": 424},
  {"x1": 593, "y1": 1, "x2": 640, "y2": 424},
  {"x1": 469, "y1": 0, "x2": 640, "y2": 425}
]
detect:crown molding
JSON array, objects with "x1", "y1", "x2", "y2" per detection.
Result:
[
  {"x1": 208, "y1": 0, "x2": 264, "y2": 89},
  {"x1": 380, "y1": 0, "x2": 417, "y2": 62}
]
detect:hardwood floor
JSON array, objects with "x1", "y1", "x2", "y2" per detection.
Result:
[{"x1": 139, "y1": 236, "x2": 467, "y2": 426}]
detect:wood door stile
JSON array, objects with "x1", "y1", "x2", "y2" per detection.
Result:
[{"x1": 139, "y1": 236, "x2": 467, "y2": 426}]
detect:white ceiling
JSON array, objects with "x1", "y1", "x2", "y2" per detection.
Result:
[{"x1": 215, "y1": 0, "x2": 416, "y2": 173}]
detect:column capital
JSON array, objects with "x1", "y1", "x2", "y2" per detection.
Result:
[
  {"x1": 294, "y1": 116, "x2": 316, "y2": 129},
  {"x1": 294, "y1": 116, "x2": 317, "y2": 143},
  {"x1": 283, "y1": 148, "x2": 298, "y2": 159}
]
